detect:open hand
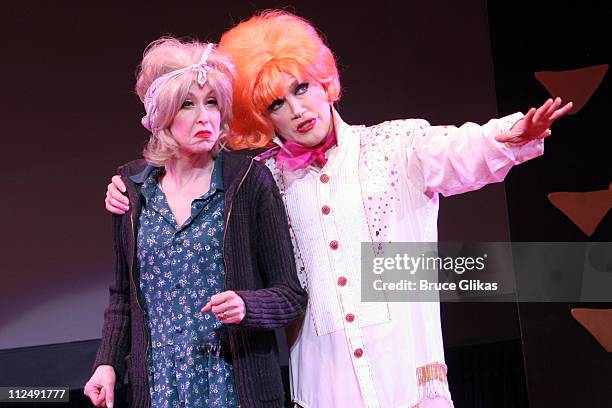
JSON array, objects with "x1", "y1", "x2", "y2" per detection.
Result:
[{"x1": 496, "y1": 97, "x2": 573, "y2": 146}]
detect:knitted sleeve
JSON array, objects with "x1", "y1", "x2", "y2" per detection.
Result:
[
  {"x1": 92, "y1": 214, "x2": 132, "y2": 381},
  {"x1": 235, "y1": 166, "x2": 308, "y2": 329}
]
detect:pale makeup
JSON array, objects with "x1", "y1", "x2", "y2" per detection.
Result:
[
  {"x1": 267, "y1": 73, "x2": 333, "y2": 147},
  {"x1": 169, "y1": 83, "x2": 221, "y2": 157}
]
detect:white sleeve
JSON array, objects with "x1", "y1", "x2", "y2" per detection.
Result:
[{"x1": 405, "y1": 112, "x2": 544, "y2": 197}]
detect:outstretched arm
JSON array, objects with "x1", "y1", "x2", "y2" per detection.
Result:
[
  {"x1": 407, "y1": 98, "x2": 572, "y2": 197},
  {"x1": 496, "y1": 97, "x2": 573, "y2": 145}
]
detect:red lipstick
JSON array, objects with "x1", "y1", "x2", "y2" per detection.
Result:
[
  {"x1": 297, "y1": 118, "x2": 316, "y2": 134},
  {"x1": 194, "y1": 130, "x2": 213, "y2": 138}
]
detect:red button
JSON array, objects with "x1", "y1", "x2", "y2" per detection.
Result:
[
  {"x1": 345, "y1": 313, "x2": 355, "y2": 322},
  {"x1": 337, "y1": 276, "x2": 347, "y2": 286},
  {"x1": 354, "y1": 348, "x2": 363, "y2": 358},
  {"x1": 320, "y1": 174, "x2": 330, "y2": 183},
  {"x1": 329, "y1": 240, "x2": 339, "y2": 250},
  {"x1": 321, "y1": 205, "x2": 331, "y2": 215}
]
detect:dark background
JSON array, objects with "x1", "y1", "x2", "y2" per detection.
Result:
[
  {"x1": 0, "y1": 0, "x2": 507, "y2": 352},
  {"x1": 489, "y1": 1, "x2": 612, "y2": 407},
  {"x1": 0, "y1": 0, "x2": 610, "y2": 407}
]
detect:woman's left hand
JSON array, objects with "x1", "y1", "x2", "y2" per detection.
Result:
[
  {"x1": 202, "y1": 291, "x2": 246, "y2": 324},
  {"x1": 496, "y1": 97, "x2": 573, "y2": 146}
]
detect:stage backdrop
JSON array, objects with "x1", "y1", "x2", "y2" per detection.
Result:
[{"x1": 0, "y1": 0, "x2": 515, "y2": 352}]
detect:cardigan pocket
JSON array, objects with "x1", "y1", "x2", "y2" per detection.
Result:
[
  {"x1": 251, "y1": 350, "x2": 285, "y2": 402},
  {"x1": 124, "y1": 354, "x2": 135, "y2": 407},
  {"x1": 124, "y1": 353, "x2": 149, "y2": 407},
  {"x1": 124, "y1": 353, "x2": 133, "y2": 376},
  {"x1": 124, "y1": 354, "x2": 140, "y2": 385}
]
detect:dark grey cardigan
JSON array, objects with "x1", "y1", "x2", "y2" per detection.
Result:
[{"x1": 93, "y1": 151, "x2": 307, "y2": 407}]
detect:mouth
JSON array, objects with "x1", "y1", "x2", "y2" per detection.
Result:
[
  {"x1": 296, "y1": 118, "x2": 316, "y2": 134},
  {"x1": 194, "y1": 130, "x2": 213, "y2": 138}
]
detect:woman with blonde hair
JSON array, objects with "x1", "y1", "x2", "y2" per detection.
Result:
[
  {"x1": 106, "y1": 11, "x2": 572, "y2": 408},
  {"x1": 85, "y1": 37, "x2": 307, "y2": 408}
]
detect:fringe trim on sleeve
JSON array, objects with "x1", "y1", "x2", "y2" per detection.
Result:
[{"x1": 410, "y1": 363, "x2": 455, "y2": 408}]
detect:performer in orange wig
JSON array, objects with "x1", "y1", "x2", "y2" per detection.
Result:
[
  {"x1": 219, "y1": 11, "x2": 341, "y2": 150},
  {"x1": 105, "y1": 10, "x2": 572, "y2": 408}
]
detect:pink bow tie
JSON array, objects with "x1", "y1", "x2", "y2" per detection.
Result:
[{"x1": 275, "y1": 131, "x2": 337, "y2": 171}]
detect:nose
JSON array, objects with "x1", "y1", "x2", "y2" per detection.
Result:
[
  {"x1": 286, "y1": 96, "x2": 305, "y2": 119},
  {"x1": 196, "y1": 105, "x2": 210, "y2": 124}
]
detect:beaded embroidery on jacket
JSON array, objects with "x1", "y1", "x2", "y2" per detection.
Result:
[{"x1": 258, "y1": 120, "x2": 397, "y2": 335}]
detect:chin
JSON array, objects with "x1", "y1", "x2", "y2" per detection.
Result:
[
  {"x1": 299, "y1": 140, "x2": 320, "y2": 148},
  {"x1": 300, "y1": 133, "x2": 327, "y2": 147},
  {"x1": 185, "y1": 144, "x2": 216, "y2": 155}
]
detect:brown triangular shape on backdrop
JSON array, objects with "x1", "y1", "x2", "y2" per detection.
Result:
[
  {"x1": 535, "y1": 64, "x2": 608, "y2": 114},
  {"x1": 548, "y1": 189, "x2": 612, "y2": 236},
  {"x1": 571, "y1": 308, "x2": 612, "y2": 352}
]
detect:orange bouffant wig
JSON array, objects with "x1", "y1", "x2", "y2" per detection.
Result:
[{"x1": 219, "y1": 10, "x2": 341, "y2": 149}]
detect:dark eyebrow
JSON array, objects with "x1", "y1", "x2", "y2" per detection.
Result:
[
  {"x1": 267, "y1": 98, "x2": 283, "y2": 111},
  {"x1": 291, "y1": 80, "x2": 302, "y2": 92}
]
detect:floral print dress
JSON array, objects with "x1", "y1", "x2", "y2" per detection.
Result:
[{"x1": 135, "y1": 157, "x2": 239, "y2": 408}]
